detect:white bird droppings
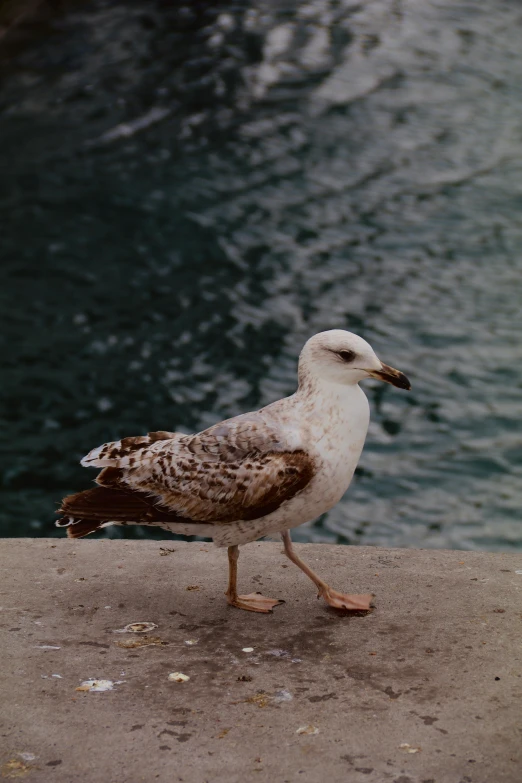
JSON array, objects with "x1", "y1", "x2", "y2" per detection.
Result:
[
  {"x1": 113, "y1": 622, "x2": 158, "y2": 634},
  {"x1": 273, "y1": 689, "x2": 293, "y2": 703},
  {"x1": 76, "y1": 679, "x2": 116, "y2": 693},
  {"x1": 168, "y1": 672, "x2": 190, "y2": 683},
  {"x1": 296, "y1": 725, "x2": 319, "y2": 735},
  {"x1": 17, "y1": 753, "x2": 36, "y2": 762}
]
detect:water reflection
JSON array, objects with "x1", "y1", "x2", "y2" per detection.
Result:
[{"x1": 1, "y1": 0, "x2": 521, "y2": 550}]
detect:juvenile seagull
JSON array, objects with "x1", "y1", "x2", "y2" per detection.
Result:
[{"x1": 58, "y1": 330, "x2": 410, "y2": 613}]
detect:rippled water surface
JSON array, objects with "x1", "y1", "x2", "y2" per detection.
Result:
[{"x1": 1, "y1": 0, "x2": 522, "y2": 549}]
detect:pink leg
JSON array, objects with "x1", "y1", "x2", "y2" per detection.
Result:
[
  {"x1": 281, "y1": 531, "x2": 374, "y2": 611},
  {"x1": 225, "y1": 545, "x2": 283, "y2": 613}
]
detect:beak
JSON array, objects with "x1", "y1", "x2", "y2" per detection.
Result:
[{"x1": 368, "y1": 362, "x2": 411, "y2": 390}]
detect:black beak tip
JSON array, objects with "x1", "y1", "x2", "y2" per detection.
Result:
[
  {"x1": 374, "y1": 365, "x2": 412, "y2": 390},
  {"x1": 397, "y1": 373, "x2": 412, "y2": 391}
]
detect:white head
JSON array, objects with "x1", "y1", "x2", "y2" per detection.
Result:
[{"x1": 298, "y1": 330, "x2": 411, "y2": 390}]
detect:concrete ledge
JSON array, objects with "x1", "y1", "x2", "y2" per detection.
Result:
[{"x1": 1, "y1": 539, "x2": 521, "y2": 782}]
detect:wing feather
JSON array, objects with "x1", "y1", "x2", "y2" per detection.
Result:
[
  {"x1": 85, "y1": 416, "x2": 314, "y2": 524},
  {"x1": 81, "y1": 431, "x2": 179, "y2": 468}
]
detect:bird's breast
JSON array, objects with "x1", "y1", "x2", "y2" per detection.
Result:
[{"x1": 305, "y1": 387, "x2": 370, "y2": 503}]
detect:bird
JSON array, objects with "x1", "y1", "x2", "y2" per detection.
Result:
[{"x1": 57, "y1": 330, "x2": 410, "y2": 613}]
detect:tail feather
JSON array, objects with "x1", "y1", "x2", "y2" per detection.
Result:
[
  {"x1": 59, "y1": 486, "x2": 153, "y2": 522},
  {"x1": 65, "y1": 520, "x2": 104, "y2": 539},
  {"x1": 56, "y1": 485, "x2": 188, "y2": 539}
]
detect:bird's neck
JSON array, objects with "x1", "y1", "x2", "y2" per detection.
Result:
[
  {"x1": 295, "y1": 365, "x2": 364, "y2": 410},
  {"x1": 292, "y1": 366, "x2": 370, "y2": 451}
]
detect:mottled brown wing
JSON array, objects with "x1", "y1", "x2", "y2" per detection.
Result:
[
  {"x1": 87, "y1": 416, "x2": 315, "y2": 524},
  {"x1": 81, "y1": 430, "x2": 179, "y2": 468}
]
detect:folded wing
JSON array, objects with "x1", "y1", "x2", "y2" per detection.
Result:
[{"x1": 72, "y1": 416, "x2": 315, "y2": 525}]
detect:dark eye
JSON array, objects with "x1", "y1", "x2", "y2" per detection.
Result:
[{"x1": 338, "y1": 350, "x2": 356, "y2": 363}]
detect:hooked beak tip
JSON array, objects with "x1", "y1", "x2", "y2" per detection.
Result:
[{"x1": 370, "y1": 362, "x2": 411, "y2": 390}]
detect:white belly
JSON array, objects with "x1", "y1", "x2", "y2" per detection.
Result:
[{"x1": 210, "y1": 384, "x2": 370, "y2": 547}]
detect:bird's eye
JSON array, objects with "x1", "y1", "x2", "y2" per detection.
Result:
[{"x1": 338, "y1": 350, "x2": 356, "y2": 363}]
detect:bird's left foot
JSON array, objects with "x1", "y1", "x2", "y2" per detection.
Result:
[
  {"x1": 320, "y1": 587, "x2": 374, "y2": 611},
  {"x1": 226, "y1": 592, "x2": 284, "y2": 613}
]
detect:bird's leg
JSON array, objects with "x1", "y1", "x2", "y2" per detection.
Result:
[
  {"x1": 225, "y1": 545, "x2": 283, "y2": 613},
  {"x1": 281, "y1": 531, "x2": 374, "y2": 611}
]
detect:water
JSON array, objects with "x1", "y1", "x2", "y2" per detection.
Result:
[{"x1": 1, "y1": 0, "x2": 521, "y2": 550}]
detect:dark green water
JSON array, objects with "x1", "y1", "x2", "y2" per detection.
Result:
[{"x1": 1, "y1": 0, "x2": 522, "y2": 550}]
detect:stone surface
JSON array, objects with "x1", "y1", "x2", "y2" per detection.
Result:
[{"x1": 1, "y1": 539, "x2": 521, "y2": 783}]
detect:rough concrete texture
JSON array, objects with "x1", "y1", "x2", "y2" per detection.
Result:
[{"x1": 0, "y1": 539, "x2": 521, "y2": 783}]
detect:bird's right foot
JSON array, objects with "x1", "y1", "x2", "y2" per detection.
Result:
[{"x1": 319, "y1": 587, "x2": 374, "y2": 611}]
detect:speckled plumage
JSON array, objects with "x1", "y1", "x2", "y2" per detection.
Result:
[{"x1": 58, "y1": 330, "x2": 410, "y2": 549}]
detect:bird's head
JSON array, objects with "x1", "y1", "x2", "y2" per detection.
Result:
[{"x1": 299, "y1": 330, "x2": 411, "y2": 390}]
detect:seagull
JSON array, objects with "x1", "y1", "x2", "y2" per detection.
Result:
[{"x1": 57, "y1": 330, "x2": 410, "y2": 613}]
